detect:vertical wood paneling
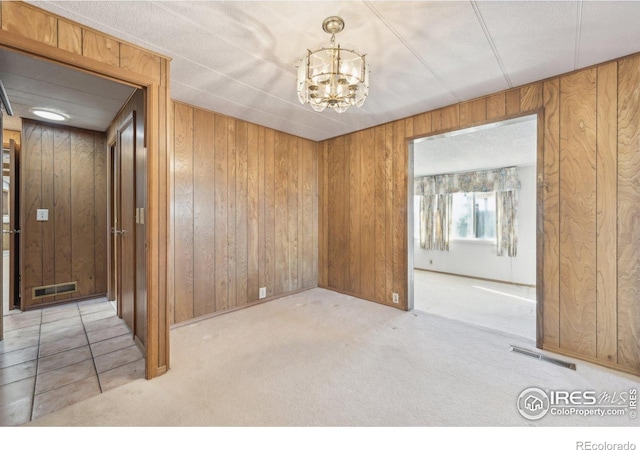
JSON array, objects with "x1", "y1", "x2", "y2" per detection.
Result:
[
  {"x1": 460, "y1": 98, "x2": 486, "y2": 127},
  {"x1": 348, "y1": 132, "x2": 361, "y2": 294},
  {"x1": 94, "y1": 134, "x2": 107, "y2": 294},
  {"x1": 617, "y1": 54, "x2": 640, "y2": 372},
  {"x1": 311, "y1": 140, "x2": 319, "y2": 288},
  {"x1": 82, "y1": 29, "x2": 119, "y2": 67},
  {"x1": 235, "y1": 120, "x2": 248, "y2": 306},
  {"x1": 264, "y1": 128, "x2": 275, "y2": 297},
  {"x1": 214, "y1": 114, "x2": 229, "y2": 311},
  {"x1": 158, "y1": 58, "x2": 169, "y2": 369},
  {"x1": 543, "y1": 79, "x2": 561, "y2": 348},
  {"x1": 413, "y1": 113, "x2": 432, "y2": 137},
  {"x1": 41, "y1": 125, "x2": 55, "y2": 287},
  {"x1": 595, "y1": 62, "x2": 618, "y2": 363},
  {"x1": 193, "y1": 108, "x2": 215, "y2": 317},
  {"x1": 392, "y1": 120, "x2": 406, "y2": 305},
  {"x1": 173, "y1": 103, "x2": 194, "y2": 322},
  {"x1": 433, "y1": 105, "x2": 459, "y2": 132},
  {"x1": 287, "y1": 135, "x2": 299, "y2": 292},
  {"x1": 274, "y1": 132, "x2": 288, "y2": 294},
  {"x1": 170, "y1": 104, "x2": 317, "y2": 322},
  {"x1": 71, "y1": 131, "x2": 96, "y2": 298},
  {"x1": 318, "y1": 142, "x2": 328, "y2": 287},
  {"x1": 57, "y1": 20, "x2": 82, "y2": 55},
  {"x1": 22, "y1": 121, "x2": 43, "y2": 307},
  {"x1": 361, "y1": 128, "x2": 376, "y2": 300},
  {"x1": 1, "y1": 2, "x2": 57, "y2": 46},
  {"x1": 486, "y1": 93, "x2": 506, "y2": 120},
  {"x1": 521, "y1": 83, "x2": 543, "y2": 111},
  {"x1": 297, "y1": 136, "x2": 304, "y2": 290},
  {"x1": 227, "y1": 119, "x2": 237, "y2": 308},
  {"x1": 301, "y1": 140, "x2": 315, "y2": 289},
  {"x1": 559, "y1": 69, "x2": 597, "y2": 357},
  {"x1": 53, "y1": 128, "x2": 72, "y2": 296},
  {"x1": 505, "y1": 89, "x2": 521, "y2": 115},
  {"x1": 318, "y1": 52, "x2": 640, "y2": 376},
  {"x1": 384, "y1": 123, "x2": 394, "y2": 304},
  {"x1": 120, "y1": 43, "x2": 161, "y2": 80},
  {"x1": 167, "y1": 87, "x2": 176, "y2": 326},
  {"x1": 374, "y1": 126, "x2": 386, "y2": 303},
  {"x1": 247, "y1": 123, "x2": 260, "y2": 300},
  {"x1": 327, "y1": 137, "x2": 345, "y2": 290},
  {"x1": 22, "y1": 120, "x2": 107, "y2": 308}
]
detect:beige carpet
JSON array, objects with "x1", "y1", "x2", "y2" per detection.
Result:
[{"x1": 25, "y1": 288, "x2": 638, "y2": 427}]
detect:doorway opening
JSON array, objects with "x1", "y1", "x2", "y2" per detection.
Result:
[
  {"x1": 408, "y1": 114, "x2": 539, "y2": 341},
  {"x1": 0, "y1": 46, "x2": 147, "y2": 425}
]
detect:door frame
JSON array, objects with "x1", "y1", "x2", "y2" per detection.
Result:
[
  {"x1": 406, "y1": 109, "x2": 545, "y2": 348},
  {"x1": 0, "y1": 30, "x2": 168, "y2": 379}
]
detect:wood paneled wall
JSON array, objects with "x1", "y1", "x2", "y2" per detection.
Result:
[
  {"x1": 170, "y1": 102, "x2": 318, "y2": 324},
  {"x1": 0, "y1": 1, "x2": 162, "y2": 81},
  {"x1": 21, "y1": 119, "x2": 107, "y2": 308},
  {"x1": 319, "y1": 53, "x2": 640, "y2": 376},
  {"x1": 1, "y1": 0, "x2": 171, "y2": 378}
]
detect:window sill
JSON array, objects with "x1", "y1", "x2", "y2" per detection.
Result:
[{"x1": 450, "y1": 238, "x2": 496, "y2": 246}]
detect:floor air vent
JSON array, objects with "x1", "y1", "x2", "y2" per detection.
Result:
[
  {"x1": 33, "y1": 282, "x2": 77, "y2": 299},
  {"x1": 509, "y1": 345, "x2": 576, "y2": 370}
]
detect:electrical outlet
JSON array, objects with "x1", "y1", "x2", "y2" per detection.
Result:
[
  {"x1": 392, "y1": 293, "x2": 399, "y2": 304},
  {"x1": 259, "y1": 287, "x2": 267, "y2": 299}
]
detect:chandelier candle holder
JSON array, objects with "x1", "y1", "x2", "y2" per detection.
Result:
[{"x1": 296, "y1": 16, "x2": 370, "y2": 113}]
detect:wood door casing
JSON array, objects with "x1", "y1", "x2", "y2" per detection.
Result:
[
  {"x1": 9, "y1": 139, "x2": 19, "y2": 310},
  {"x1": 119, "y1": 114, "x2": 136, "y2": 334}
]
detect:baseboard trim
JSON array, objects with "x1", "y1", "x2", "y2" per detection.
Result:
[
  {"x1": 542, "y1": 344, "x2": 640, "y2": 378},
  {"x1": 414, "y1": 268, "x2": 536, "y2": 288},
  {"x1": 317, "y1": 284, "x2": 407, "y2": 311},
  {"x1": 170, "y1": 286, "x2": 317, "y2": 329}
]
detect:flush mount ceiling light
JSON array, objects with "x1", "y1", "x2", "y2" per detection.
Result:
[
  {"x1": 30, "y1": 108, "x2": 67, "y2": 121},
  {"x1": 296, "y1": 16, "x2": 370, "y2": 113}
]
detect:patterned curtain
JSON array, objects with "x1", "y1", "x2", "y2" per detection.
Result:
[
  {"x1": 415, "y1": 166, "x2": 520, "y2": 257},
  {"x1": 414, "y1": 166, "x2": 521, "y2": 195},
  {"x1": 419, "y1": 193, "x2": 452, "y2": 251},
  {"x1": 496, "y1": 190, "x2": 518, "y2": 257}
]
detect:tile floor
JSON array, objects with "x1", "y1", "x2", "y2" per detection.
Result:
[{"x1": 0, "y1": 297, "x2": 145, "y2": 426}]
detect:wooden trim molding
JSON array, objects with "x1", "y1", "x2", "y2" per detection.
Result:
[{"x1": 0, "y1": 0, "x2": 171, "y2": 380}]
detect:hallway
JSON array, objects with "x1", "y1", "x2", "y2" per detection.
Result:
[{"x1": 0, "y1": 297, "x2": 144, "y2": 425}]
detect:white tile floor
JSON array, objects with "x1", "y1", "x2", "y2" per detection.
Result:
[
  {"x1": 413, "y1": 270, "x2": 536, "y2": 339},
  {"x1": 0, "y1": 297, "x2": 145, "y2": 426}
]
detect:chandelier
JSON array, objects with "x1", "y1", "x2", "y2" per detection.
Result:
[{"x1": 296, "y1": 16, "x2": 370, "y2": 113}]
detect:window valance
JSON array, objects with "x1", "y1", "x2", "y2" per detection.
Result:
[{"x1": 414, "y1": 166, "x2": 521, "y2": 196}]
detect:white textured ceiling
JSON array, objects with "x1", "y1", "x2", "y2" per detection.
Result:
[
  {"x1": 413, "y1": 114, "x2": 537, "y2": 177},
  {"x1": 23, "y1": 1, "x2": 640, "y2": 141}
]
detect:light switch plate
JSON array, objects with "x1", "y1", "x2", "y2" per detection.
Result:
[{"x1": 37, "y1": 209, "x2": 49, "y2": 221}]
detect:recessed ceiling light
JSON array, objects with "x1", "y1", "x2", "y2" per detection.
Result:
[{"x1": 31, "y1": 109, "x2": 67, "y2": 121}]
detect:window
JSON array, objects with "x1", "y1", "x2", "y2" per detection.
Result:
[{"x1": 451, "y1": 192, "x2": 496, "y2": 241}]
